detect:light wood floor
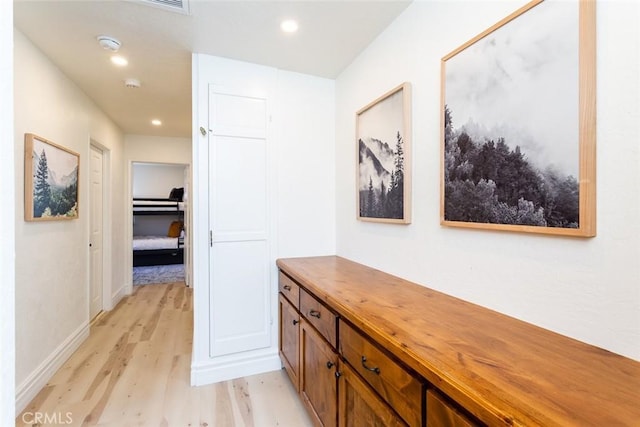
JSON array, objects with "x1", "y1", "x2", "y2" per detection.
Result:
[{"x1": 17, "y1": 282, "x2": 312, "y2": 427}]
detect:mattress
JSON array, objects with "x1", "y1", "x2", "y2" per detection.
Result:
[
  {"x1": 133, "y1": 235, "x2": 179, "y2": 251},
  {"x1": 132, "y1": 200, "x2": 185, "y2": 213}
]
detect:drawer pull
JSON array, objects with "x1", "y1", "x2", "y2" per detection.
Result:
[
  {"x1": 292, "y1": 319, "x2": 299, "y2": 325},
  {"x1": 283, "y1": 284, "x2": 292, "y2": 291},
  {"x1": 361, "y1": 356, "x2": 381, "y2": 375},
  {"x1": 309, "y1": 309, "x2": 321, "y2": 319},
  {"x1": 326, "y1": 361, "x2": 334, "y2": 369}
]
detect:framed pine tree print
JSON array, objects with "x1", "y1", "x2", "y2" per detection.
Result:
[
  {"x1": 357, "y1": 82, "x2": 412, "y2": 224},
  {"x1": 441, "y1": 0, "x2": 595, "y2": 237},
  {"x1": 25, "y1": 133, "x2": 80, "y2": 221}
]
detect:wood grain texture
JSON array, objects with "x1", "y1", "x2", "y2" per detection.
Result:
[
  {"x1": 280, "y1": 271, "x2": 301, "y2": 309},
  {"x1": 300, "y1": 288, "x2": 338, "y2": 348},
  {"x1": 427, "y1": 390, "x2": 477, "y2": 427},
  {"x1": 338, "y1": 361, "x2": 407, "y2": 427},
  {"x1": 277, "y1": 256, "x2": 640, "y2": 426},
  {"x1": 16, "y1": 283, "x2": 312, "y2": 427},
  {"x1": 577, "y1": 0, "x2": 597, "y2": 237},
  {"x1": 339, "y1": 321, "x2": 423, "y2": 427},
  {"x1": 300, "y1": 319, "x2": 339, "y2": 427},
  {"x1": 280, "y1": 294, "x2": 301, "y2": 392}
]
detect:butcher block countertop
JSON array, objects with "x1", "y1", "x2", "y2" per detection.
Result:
[{"x1": 276, "y1": 255, "x2": 640, "y2": 427}]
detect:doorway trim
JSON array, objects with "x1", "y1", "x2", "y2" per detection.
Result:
[
  {"x1": 89, "y1": 140, "x2": 113, "y2": 312},
  {"x1": 127, "y1": 160, "x2": 190, "y2": 293}
]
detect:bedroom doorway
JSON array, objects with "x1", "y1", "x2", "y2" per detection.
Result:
[{"x1": 132, "y1": 162, "x2": 189, "y2": 286}]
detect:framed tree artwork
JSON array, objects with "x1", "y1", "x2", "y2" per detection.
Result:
[
  {"x1": 24, "y1": 133, "x2": 80, "y2": 221},
  {"x1": 441, "y1": 0, "x2": 596, "y2": 237},
  {"x1": 357, "y1": 82, "x2": 412, "y2": 224}
]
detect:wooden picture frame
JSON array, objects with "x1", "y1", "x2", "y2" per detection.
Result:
[
  {"x1": 441, "y1": 0, "x2": 595, "y2": 237},
  {"x1": 24, "y1": 133, "x2": 80, "y2": 221},
  {"x1": 357, "y1": 82, "x2": 412, "y2": 224}
]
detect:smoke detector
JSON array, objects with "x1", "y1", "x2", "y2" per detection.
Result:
[
  {"x1": 97, "y1": 35, "x2": 121, "y2": 52},
  {"x1": 124, "y1": 78, "x2": 141, "y2": 89}
]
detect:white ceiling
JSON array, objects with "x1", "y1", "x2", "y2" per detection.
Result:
[{"x1": 13, "y1": 0, "x2": 411, "y2": 138}]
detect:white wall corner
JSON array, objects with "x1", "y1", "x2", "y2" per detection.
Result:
[
  {"x1": 190, "y1": 52, "x2": 210, "y2": 366},
  {"x1": 15, "y1": 322, "x2": 89, "y2": 414}
]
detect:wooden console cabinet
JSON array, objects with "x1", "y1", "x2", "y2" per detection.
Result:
[{"x1": 277, "y1": 256, "x2": 640, "y2": 426}]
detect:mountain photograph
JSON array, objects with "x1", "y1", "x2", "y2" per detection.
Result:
[
  {"x1": 442, "y1": 0, "x2": 581, "y2": 230},
  {"x1": 356, "y1": 84, "x2": 410, "y2": 222},
  {"x1": 29, "y1": 136, "x2": 79, "y2": 219}
]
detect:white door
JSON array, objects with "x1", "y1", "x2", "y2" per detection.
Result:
[
  {"x1": 89, "y1": 145, "x2": 104, "y2": 320},
  {"x1": 208, "y1": 85, "x2": 271, "y2": 357}
]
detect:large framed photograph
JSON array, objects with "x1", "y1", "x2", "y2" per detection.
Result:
[
  {"x1": 24, "y1": 133, "x2": 79, "y2": 221},
  {"x1": 441, "y1": 0, "x2": 595, "y2": 237},
  {"x1": 357, "y1": 82, "x2": 412, "y2": 224}
]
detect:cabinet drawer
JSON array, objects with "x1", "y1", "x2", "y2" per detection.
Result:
[
  {"x1": 300, "y1": 289, "x2": 337, "y2": 348},
  {"x1": 340, "y1": 322, "x2": 423, "y2": 427},
  {"x1": 426, "y1": 390, "x2": 479, "y2": 427},
  {"x1": 279, "y1": 271, "x2": 300, "y2": 309}
]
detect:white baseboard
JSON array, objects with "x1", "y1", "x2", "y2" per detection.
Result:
[
  {"x1": 110, "y1": 284, "x2": 128, "y2": 308},
  {"x1": 190, "y1": 351, "x2": 282, "y2": 386},
  {"x1": 15, "y1": 321, "x2": 89, "y2": 414}
]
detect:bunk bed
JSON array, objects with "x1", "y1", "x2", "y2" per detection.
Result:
[{"x1": 132, "y1": 196, "x2": 184, "y2": 267}]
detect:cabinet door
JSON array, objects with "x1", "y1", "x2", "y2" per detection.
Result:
[
  {"x1": 338, "y1": 361, "x2": 407, "y2": 427},
  {"x1": 279, "y1": 294, "x2": 300, "y2": 391},
  {"x1": 300, "y1": 319, "x2": 338, "y2": 427},
  {"x1": 426, "y1": 390, "x2": 479, "y2": 427}
]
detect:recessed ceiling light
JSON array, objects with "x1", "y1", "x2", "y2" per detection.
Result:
[
  {"x1": 110, "y1": 55, "x2": 128, "y2": 66},
  {"x1": 151, "y1": 119, "x2": 162, "y2": 126},
  {"x1": 280, "y1": 19, "x2": 299, "y2": 33}
]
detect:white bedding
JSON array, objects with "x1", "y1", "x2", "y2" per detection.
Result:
[
  {"x1": 133, "y1": 235, "x2": 179, "y2": 251},
  {"x1": 133, "y1": 200, "x2": 185, "y2": 212}
]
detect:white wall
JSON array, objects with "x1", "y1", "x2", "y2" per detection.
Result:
[
  {"x1": 125, "y1": 134, "x2": 191, "y2": 165},
  {"x1": 133, "y1": 163, "x2": 186, "y2": 198},
  {"x1": 276, "y1": 71, "x2": 336, "y2": 257},
  {"x1": 191, "y1": 54, "x2": 335, "y2": 383},
  {"x1": 0, "y1": 3, "x2": 15, "y2": 424},
  {"x1": 13, "y1": 30, "x2": 126, "y2": 411},
  {"x1": 336, "y1": 0, "x2": 640, "y2": 360}
]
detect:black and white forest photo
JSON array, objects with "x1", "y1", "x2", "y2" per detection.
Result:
[
  {"x1": 357, "y1": 83, "x2": 411, "y2": 224},
  {"x1": 441, "y1": 0, "x2": 595, "y2": 236}
]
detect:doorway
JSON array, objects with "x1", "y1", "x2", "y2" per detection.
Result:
[{"x1": 131, "y1": 162, "x2": 189, "y2": 287}]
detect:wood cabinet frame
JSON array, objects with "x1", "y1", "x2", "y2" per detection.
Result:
[{"x1": 277, "y1": 256, "x2": 640, "y2": 426}]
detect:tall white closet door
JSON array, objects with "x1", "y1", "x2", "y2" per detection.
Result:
[
  {"x1": 208, "y1": 85, "x2": 271, "y2": 357},
  {"x1": 89, "y1": 145, "x2": 104, "y2": 320}
]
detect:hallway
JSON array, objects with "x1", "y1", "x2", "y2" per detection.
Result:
[{"x1": 16, "y1": 283, "x2": 311, "y2": 426}]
